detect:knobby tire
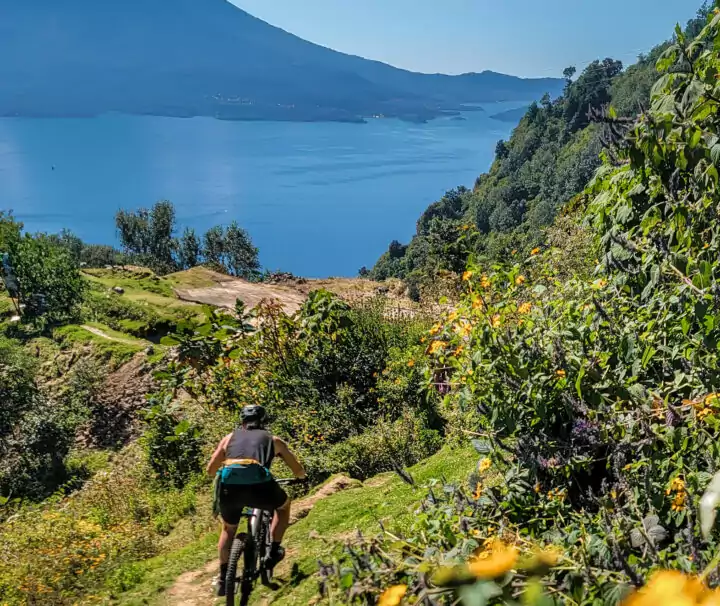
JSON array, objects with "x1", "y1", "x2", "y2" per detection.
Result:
[{"x1": 226, "y1": 533, "x2": 250, "y2": 606}]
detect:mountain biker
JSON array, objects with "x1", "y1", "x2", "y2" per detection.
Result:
[{"x1": 207, "y1": 404, "x2": 306, "y2": 597}]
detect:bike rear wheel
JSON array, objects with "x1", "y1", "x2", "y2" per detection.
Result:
[{"x1": 225, "y1": 533, "x2": 253, "y2": 606}]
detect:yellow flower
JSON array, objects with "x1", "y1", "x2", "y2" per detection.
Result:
[
  {"x1": 472, "y1": 296, "x2": 484, "y2": 310},
  {"x1": 671, "y1": 491, "x2": 687, "y2": 512},
  {"x1": 705, "y1": 393, "x2": 720, "y2": 406},
  {"x1": 593, "y1": 278, "x2": 608, "y2": 289},
  {"x1": 518, "y1": 302, "x2": 532, "y2": 314},
  {"x1": 454, "y1": 346, "x2": 464, "y2": 356},
  {"x1": 478, "y1": 458, "x2": 492, "y2": 473},
  {"x1": 622, "y1": 571, "x2": 704, "y2": 606},
  {"x1": 531, "y1": 247, "x2": 541, "y2": 256},
  {"x1": 379, "y1": 585, "x2": 407, "y2": 606},
  {"x1": 515, "y1": 275, "x2": 526, "y2": 285},
  {"x1": 407, "y1": 360, "x2": 415, "y2": 368},
  {"x1": 428, "y1": 341, "x2": 447, "y2": 355},
  {"x1": 420, "y1": 336, "x2": 427, "y2": 344},
  {"x1": 534, "y1": 482, "x2": 541, "y2": 493},
  {"x1": 481, "y1": 275, "x2": 491, "y2": 288},
  {"x1": 463, "y1": 270, "x2": 474, "y2": 282},
  {"x1": 698, "y1": 408, "x2": 713, "y2": 420},
  {"x1": 555, "y1": 369, "x2": 566, "y2": 378},
  {"x1": 670, "y1": 477, "x2": 685, "y2": 492},
  {"x1": 491, "y1": 315, "x2": 501, "y2": 328},
  {"x1": 468, "y1": 541, "x2": 518, "y2": 579},
  {"x1": 430, "y1": 323, "x2": 442, "y2": 336}
]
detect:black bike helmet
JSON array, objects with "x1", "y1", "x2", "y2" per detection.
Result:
[{"x1": 241, "y1": 404, "x2": 268, "y2": 426}]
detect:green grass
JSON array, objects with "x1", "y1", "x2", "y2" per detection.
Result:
[
  {"x1": 83, "y1": 268, "x2": 176, "y2": 299},
  {"x1": 83, "y1": 268, "x2": 204, "y2": 322},
  {"x1": 104, "y1": 444, "x2": 476, "y2": 606},
  {"x1": 54, "y1": 323, "x2": 146, "y2": 368},
  {"x1": 164, "y1": 266, "x2": 221, "y2": 290}
]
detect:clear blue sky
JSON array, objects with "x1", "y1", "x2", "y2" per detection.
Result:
[{"x1": 230, "y1": 0, "x2": 700, "y2": 78}]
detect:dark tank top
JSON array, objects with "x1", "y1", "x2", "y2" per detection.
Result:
[{"x1": 226, "y1": 428, "x2": 275, "y2": 469}]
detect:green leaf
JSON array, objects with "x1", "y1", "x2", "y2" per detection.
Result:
[
  {"x1": 710, "y1": 144, "x2": 720, "y2": 166},
  {"x1": 471, "y1": 439, "x2": 492, "y2": 454},
  {"x1": 160, "y1": 336, "x2": 180, "y2": 346}
]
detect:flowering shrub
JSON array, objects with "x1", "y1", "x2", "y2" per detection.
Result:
[{"x1": 319, "y1": 11, "x2": 720, "y2": 605}]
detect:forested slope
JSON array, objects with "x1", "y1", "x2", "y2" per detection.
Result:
[{"x1": 369, "y1": 6, "x2": 708, "y2": 291}]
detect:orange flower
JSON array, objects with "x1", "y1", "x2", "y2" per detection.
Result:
[
  {"x1": 407, "y1": 360, "x2": 415, "y2": 368},
  {"x1": 379, "y1": 585, "x2": 407, "y2": 606},
  {"x1": 463, "y1": 270, "x2": 474, "y2": 282},
  {"x1": 491, "y1": 315, "x2": 501, "y2": 328},
  {"x1": 472, "y1": 297, "x2": 484, "y2": 310},
  {"x1": 531, "y1": 247, "x2": 541, "y2": 255},
  {"x1": 481, "y1": 275, "x2": 491, "y2": 288},
  {"x1": 515, "y1": 275, "x2": 526, "y2": 285},
  {"x1": 555, "y1": 369, "x2": 566, "y2": 378},
  {"x1": 473, "y1": 481, "x2": 483, "y2": 499},
  {"x1": 518, "y1": 302, "x2": 532, "y2": 314},
  {"x1": 511, "y1": 249, "x2": 517, "y2": 255}
]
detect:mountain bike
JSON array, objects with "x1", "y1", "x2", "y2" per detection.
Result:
[{"x1": 225, "y1": 478, "x2": 306, "y2": 606}]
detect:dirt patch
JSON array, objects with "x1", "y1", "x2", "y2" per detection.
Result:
[
  {"x1": 163, "y1": 475, "x2": 359, "y2": 605},
  {"x1": 163, "y1": 560, "x2": 218, "y2": 606},
  {"x1": 173, "y1": 272, "x2": 420, "y2": 319},
  {"x1": 77, "y1": 352, "x2": 156, "y2": 448},
  {"x1": 175, "y1": 278, "x2": 307, "y2": 315}
]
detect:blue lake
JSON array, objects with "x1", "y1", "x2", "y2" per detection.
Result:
[{"x1": 0, "y1": 104, "x2": 521, "y2": 277}]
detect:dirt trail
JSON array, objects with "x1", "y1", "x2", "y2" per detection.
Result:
[
  {"x1": 80, "y1": 324, "x2": 146, "y2": 346},
  {"x1": 162, "y1": 475, "x2": 360, "y2": 606}
]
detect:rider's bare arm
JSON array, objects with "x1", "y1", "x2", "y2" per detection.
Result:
[
  {"x1": 207, "y1": 433, "x2": 232, "y2": 476},
  {"x1": 273, "y1": 437, "x2": 307, "y2": 479}
]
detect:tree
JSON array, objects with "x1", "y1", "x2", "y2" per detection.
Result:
[
  {"x1": 0, "y1": 211, "x2": 21, "y2": 253},
  {"x1": 203, "y1": 225, "x2": 225, "y2": 271},
  {"x1": 562, "y1": 65, "x2": 577, "y2": 84},
  {"x1": 115, "y1": 200, "x2": 178, "y2": 274},
  {"x1": 225, "y1": 221, "x2": 260, "y2": 279},
  {"x1": 495, "y1": 140, "x2": 509, "y2": 160},
  {"x1": 9, "y1": 234, "x2": 86, "y2": 323},
  {"x1": 178, "y1": 227, "x2": 201, "y2": 269},
  {"x1": 564, "y1": 58, "x2": 623, "y2": 132}
]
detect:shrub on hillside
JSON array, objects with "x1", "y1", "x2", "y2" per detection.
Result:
[{"x1": 320, "y1": 412, "x2": 442, "y2": 481}]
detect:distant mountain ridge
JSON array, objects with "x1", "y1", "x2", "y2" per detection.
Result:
[{"x1": 0, "y1": 0, "x2": 563, "y2": 122}]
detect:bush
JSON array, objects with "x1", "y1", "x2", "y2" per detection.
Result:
[
  {"x1": 141, "y1": 395, "x2": 203, "y2": 489},
  {"x1": 321, "y1": 413, "x2": 442, "y2": 481}
]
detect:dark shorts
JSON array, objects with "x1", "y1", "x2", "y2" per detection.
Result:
[{"x1": 219, "y1": 480, "x2": 288, "y2": 525}]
